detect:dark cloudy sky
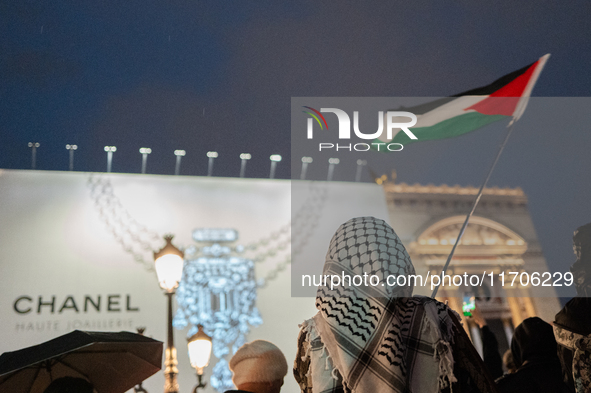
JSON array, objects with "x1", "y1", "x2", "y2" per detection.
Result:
[{"x1": 1, "y1": 1, "x2": 590, "y2": 296}]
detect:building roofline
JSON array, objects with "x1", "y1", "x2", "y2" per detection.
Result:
[{"x1": 384, "y1": 182, "x2": 526, "y2": 197}]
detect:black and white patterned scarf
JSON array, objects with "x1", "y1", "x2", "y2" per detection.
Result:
[{"x1": 295, "y1": 217, "x2": 459, "y2": 393}]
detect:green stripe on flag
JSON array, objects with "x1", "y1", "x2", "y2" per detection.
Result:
[{"x1": 381, "y1": 112, "x2": 508, "y2": 147}]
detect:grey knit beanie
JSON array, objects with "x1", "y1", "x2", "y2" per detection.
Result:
[{"x1": 229, "y1": 340, "x2": 288, "y2": 386}]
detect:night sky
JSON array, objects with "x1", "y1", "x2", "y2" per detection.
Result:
[{"x1": 2, "y1": 1, "x2": 591, "y2": 297}]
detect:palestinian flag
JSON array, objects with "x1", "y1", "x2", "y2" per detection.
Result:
[{"x1": 379, "y1": 54, "x2": 550, "y2": 145}]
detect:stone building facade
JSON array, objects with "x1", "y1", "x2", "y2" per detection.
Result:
[{"x1": 383, "y1": 177, "x2": 561, "y2": 355}]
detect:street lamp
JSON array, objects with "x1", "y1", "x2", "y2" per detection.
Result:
[
  {"x1": 140, "y1": 148, "x2": 152, "y2": 174},
  {"x1": 104, "y1": 146, "x2": 117, "y2": 173},
  {"x1": 153, "y1": 235, "x2": 185, "y2": 393},
  {"x1": 269, "y1": 154, "x2": 282, "y2": 179},
  {"x1": 206, "y1": 151, "x2": 218, "y2": 176},
  {"x1": 239, "y1": 153, "x2": 251, "y2": 178},
  {"x1": 187, "y1": 325, "x2": 213, "y2": 393},
  {"x1": 28, "y1": 142, "x2": 40, "y2": 169},
  {"x1": 327, "y1": 158, "x2": 339, "y2": 181},
  {"x1": 66, "y1": 144, "x2": 78, "y2": 171},
  {"x1": 355, "y1": 159, "x2": 367, "y2": 182},
  {"x1": 300, "y1": 156, "x2": 313, "y2": 180},
  {"x1": 174, "y1": 150, "x2": 186, "y2": 176}
]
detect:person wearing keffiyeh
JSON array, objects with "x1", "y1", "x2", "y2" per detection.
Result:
[
  {"x1": 293, "y1": 216, "x2": 499, "y2": 393},
  {"x1": 553, "y1": 297, "x2": 591, "y2": 393},
  {"x1": 551, "y1": 222, "x2": 591, "y2": 393}
]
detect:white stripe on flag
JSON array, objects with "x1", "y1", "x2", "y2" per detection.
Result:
[{"x1": 511, "y1": 53, "x2": 551, "y2": 123}]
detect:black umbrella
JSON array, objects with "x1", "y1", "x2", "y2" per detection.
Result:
[{"x1": 0, "y1": 330, "x2": 163, "y2": 393}]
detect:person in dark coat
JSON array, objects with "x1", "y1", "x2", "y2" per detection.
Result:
[
  {"x1": 553, "y1": 292, "x2": 591, "y2": 392},
  {"x1": 496, "y1": 317, "x2": 571, "y2": 393}
]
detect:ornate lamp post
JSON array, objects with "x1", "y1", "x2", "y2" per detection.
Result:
[
  {"x1": 187, "y1": 325, "x2": 213, "y2": 393},
  {"x1": 154, "y1": 235, "x2": 185, "y2": 393}
]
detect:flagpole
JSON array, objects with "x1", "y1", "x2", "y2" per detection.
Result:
[{"x1": 431, "y1": 119, "x2": 516, "y2": 298}]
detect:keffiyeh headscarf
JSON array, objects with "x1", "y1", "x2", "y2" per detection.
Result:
[
  {"x1": 295, "y1": 217, "x2": 460, "y2": 393},
  {"x1": 319, "y1": 216, "x2": 415, "y2": 298},
  {"x1": 554, "y1": 296, "x2": 591, "y2": 393},
  {"x1": 553, "y1": 325, "x2": 591, "y2": 393}
]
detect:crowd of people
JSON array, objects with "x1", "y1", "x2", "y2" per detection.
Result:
[
  {"x1": 41, "y1": 218, "x2": 591, "y2": 393},
  {"x1": 298, "y1": 218, "x2": 588, "y2": 393}
]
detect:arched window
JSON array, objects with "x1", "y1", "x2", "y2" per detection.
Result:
[{"x1": 409, "y1": 215, "x2": 531, "y2": 357}]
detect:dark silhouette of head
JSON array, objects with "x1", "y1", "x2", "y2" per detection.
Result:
[
  {"x1": 43, "y1": 377, "x2": 94, "y2": 393},
  {"x1": 573, "y1": 223, "x2": 591, "y2": 260},
  {"x1": 511, "y1": 317, "x2": 558, "y2": 369},
  {"x1": 571, "y1": 222, "x2": 591, "y2": 296}
]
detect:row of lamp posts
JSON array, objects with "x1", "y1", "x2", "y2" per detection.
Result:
[
  {"x1": 27, "y1": 143, "x2": 337, "y2": 178},
  {"x1": 153, "y1": 235, "x2": 213, "y2": 393},
  {"x1": 27, "y1": 144, "x2": 368, "y2": 182},
  {"x1": 28, "y1": 143, "x2": 282, "y2": 177}
]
